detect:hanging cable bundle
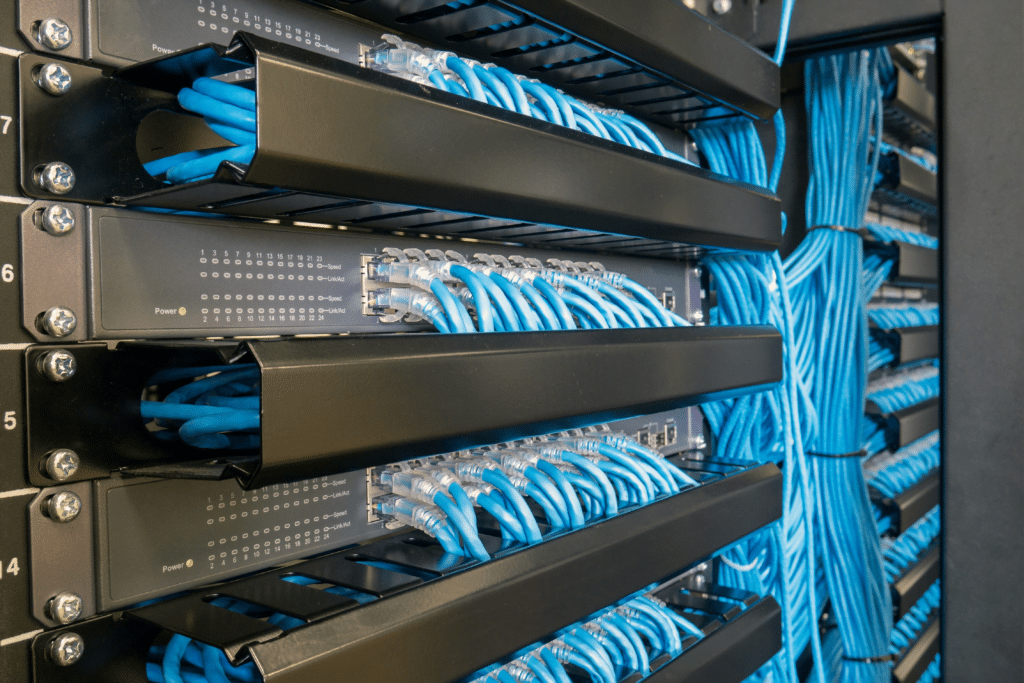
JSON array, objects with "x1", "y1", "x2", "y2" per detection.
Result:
[
  {"x1": 784, "y1": 48, "x2": 893, "y2": 683},
  {"x1": 688, "y1": 3, "x2": 821, "y2": 681}
]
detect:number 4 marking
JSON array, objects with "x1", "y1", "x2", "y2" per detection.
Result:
[
  {"x1": 7, "y1": 558, "x2": 18, "y2": 575},
  {"x1": 0, "y1": 116, "x2": 11, "y2": 135}
]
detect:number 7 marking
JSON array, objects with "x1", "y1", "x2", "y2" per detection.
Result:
[{"x1": 0, "y1": 116, "x2": 12, "y2": 135}]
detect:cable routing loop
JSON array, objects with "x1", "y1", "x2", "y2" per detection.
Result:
[
  {"x1": 807, "y1": 224, "x2": 871, "y2": 238},
  {"x1": 805, "y1": 448, "x2": 868, "y2": 459}
]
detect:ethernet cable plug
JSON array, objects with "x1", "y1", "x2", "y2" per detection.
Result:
[
  {"x1": 369, "y1": 259, "x2": 456, "y2": 286},
  {"x1": 367, "y1": 288, "x2": 449, "y2": 331},
  {"x1": 372, "y1": 494, "x2": 451, "y2": 542},
  {"x1": 370, "y1": 48, "x2": 438, "y2": 79},
  {"x1": 502, "y1": 661, "x2": 536, "y2": 683}
]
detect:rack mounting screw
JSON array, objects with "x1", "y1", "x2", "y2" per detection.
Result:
[
  {"x1": 37, "y1": 18, "x2": 73, "y2": 51},
  {"x1": 36, "y1": 162, "x2": 75, "y2": 195},
  {"x1": 39, "y1": 204, "x2": 76, "y2": 235},
  {"x1": 48, "y1": 632, "x2": 84, "y2": 666},
  {"x1": 39, "y1": 349, "x2": 76, "y2": 382},
  {"x1": 40, "y1": 307, "x2": 77, "y2": 338},
  {"x1": 711, "y1": 0, "x2": 733, "y2": 14},
  {"x1": 48, "y1": 592, "x2": 83, "y2": 624},
  {"x1": 46, "y1": 491, "x2": 82, "y2": 523},
  {"x1": 35, "y1": 62, "x2": 72, "y2": 95},
  {"x1": 45, "y1": 449, "x2": 80, "y2": 481}
]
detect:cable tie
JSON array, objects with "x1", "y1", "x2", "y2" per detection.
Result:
[
  {"x1": 841, "y1": 654, "x2": 898, "y2": 664},
  {"x1": 807, "y1": 224, "x2": 870, "y2": 238},
  {"x1": 806, "y1": 448, "x2": 868, "y2": 459}
]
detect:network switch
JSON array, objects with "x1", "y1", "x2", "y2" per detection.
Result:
[
  {"x1": 21, "y1": 204, "x2": 701, "y2": 341},
  {"x1": 20, "y1": 406, "x2": 697, "y2": 623}
]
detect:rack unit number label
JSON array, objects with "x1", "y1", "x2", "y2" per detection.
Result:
[
  {"x1": 0, "y1": 116, "x2": 11, "y2": 135},
  {"x1": 0, "y1": 557, "x2": 19, "y2": 578}
]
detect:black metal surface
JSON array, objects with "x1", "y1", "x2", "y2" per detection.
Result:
[
  {"x1": 663, "y1": 592, "x2": 743, "y2": 621},
  {"x1": 944, "y1": 2, "x2": 1024, "y2": 680},
  {"x1": 242, "y1": 326, "x2": 782, "y2": 488},
  {"x1": 31, "y1": 613, "x2": 159, "y2": 683},
  {"x1": 893, "y1": 619, "x2": 939, "y2": 683},
  {"x1": 19, "y1": 35, "x2": 782, "y2": 256},
  {"x1": 891, "y1": 241, "x2": 940, "y2": 286},
  {"x1": 695, "y1": 584, "x2": 761, "y2": 608},
  {"x1": 894, "y1": 326, "x2": 940, "y2": 365},
  {"x1": 892, "y1": 545, "x2": 939, "y2": 620},
  {"x1": 24, "y1": 327, "x2": 781, "y2": 489},
  {"x1": 125, "y1": 463, "x2": 782, "y2": 679},
  {"x1": 874, "y1": 154, "x2": 938, "y2": 217},
  {"x1": 864, "y1": 239, "x2": 939, "y2": 287},
  {"x1": 884, "y1": 68, "x2": 937, "y2": 151},
  {"x1": 865, "y1": 397, "x2": 940, "y2": 449},
  {"x1": 23, "y1": 342, "x2": 243, "y2": 488},
  {"x1": 752, "y1": 0, "x2": 941, "y2": 57},
  {"x1": 308, "y1": 0, "x2": 779, "y2": 123},
  {"x1": 644, "y1": 598, "x2": 782, "y2": 683},
  {"x1": 873, "y1": 470, "x2": 940, "y2": 535}
]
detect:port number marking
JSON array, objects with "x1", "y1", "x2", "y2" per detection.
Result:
[
  {"x1": 2, "y1": 264, "x2": 13, "y2": 283},
  {"x1": 0, "y1": 116, "x2": 11, "y2": 135},
  {"x1": 4, "y1": 411, "x2": 16, "y2": 430}
]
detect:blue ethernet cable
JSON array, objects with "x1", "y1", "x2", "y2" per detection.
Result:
[
  {"x1": 590, "y1": 440, "x2": 667, "y2": 497},
  {"x1": 489, "y1": 272, "x2": 544, "y2": 331},
  {"x1": 866, "y1": 432, "x2": 940, "y2": 499},
  {"x1": 519, "y1": 79, "x2": 565, "y2": 127},
  {"x1": 889, "y1": 581, "x2": 939, "y2": 652},
  {"x1": 472, "y1": 64, "x2": 516, "y2": 111},
  {"x1": 916, "y1": 655, "x2": 941, "y2": 683},
  {"x1": 867, "y1": 303, "x2": 939, "y2": 329},
  {"x1": 865, "y1": 223, "x2": 939, "y2": 249},
  {"x1": 377, "y1": 470, "x2": 490, "y2": 561},
  {"x1": 477, "y1": 489, "x2": 528, "y2": 543},
  {"x1": 882, "y1": 506, "x2": 940, "y2": 582},
  {"x1": 498, "y1": 457, "x2": 574, "y2": 530},
  {"x1": 450, "y1": 264, "x2": 497, "y2": 332},
  {"x1": 528, "y1": 460, "x2": 584, "y2": 529},
  {"x1": 536, "y1": 445, "x2": 618, "y2": 516},
  {"x1": 686, "y1": 8, "x2": 855, "y2": 683},
  {"x1": 428, "y1": 277, "x2": 475, "y2": 333},
  {"x1": 866, "y1": 367, "x2": 940, "y2": 413}
]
